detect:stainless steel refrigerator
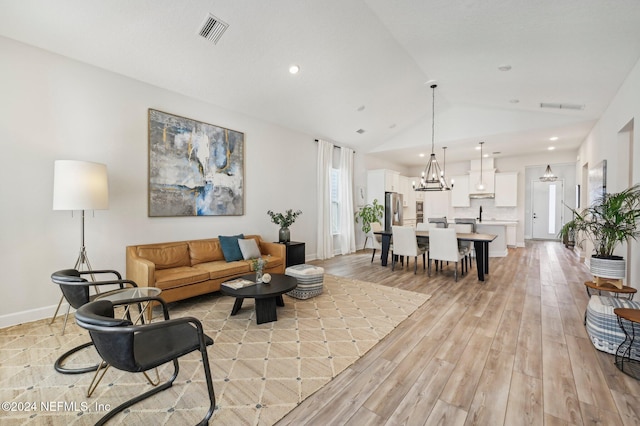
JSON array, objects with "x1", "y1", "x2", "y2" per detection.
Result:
[{"x1": 385, "y1": 192, "x2": 403, "y2": 230}]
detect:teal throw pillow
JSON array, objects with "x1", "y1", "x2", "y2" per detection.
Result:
[{"x1": 219, "y1": 234, "x2": 245, "y2": 262}]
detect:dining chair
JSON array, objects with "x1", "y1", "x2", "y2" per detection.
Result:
[
  {"x1": 454, "y1": 223, "x2": 474, "y2": 271},
  {"x1": 391, "y1": 226, "x2": 427, "y2": 274},
  {"x1": 428, "y1": 228, "x2": 465, "y2": 281},
  {"x1": 368, "y1": 221, "x2": 384, "y2": 263},
  {"x1": 427, "y1": 217, "x2": 448, "y2": 228}
]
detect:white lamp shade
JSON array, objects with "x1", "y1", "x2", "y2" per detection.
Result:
[{"x1": 53, "y1": 160, "x2": 109, "y2": 210}]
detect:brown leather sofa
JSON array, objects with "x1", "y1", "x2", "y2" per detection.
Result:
[{"x1": 126, "y1": 235, "x2": 285, "y2": 304}]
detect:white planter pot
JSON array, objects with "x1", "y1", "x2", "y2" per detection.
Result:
[{"x1": 590, "y1": 256, "x2": 626, "y2": 280}]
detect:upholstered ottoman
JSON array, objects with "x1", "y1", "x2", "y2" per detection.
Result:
[
  {"x1": 285, "y1": 264, "x2": 325, "y2": 299},
  {"x1": 586, "y1": 295, "x2": 640, "y2": 359}
]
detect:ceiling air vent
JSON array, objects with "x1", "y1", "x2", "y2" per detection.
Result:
[
  {"x1": 198, "y1": 13, "x2": 228, "y2": 44},
  {"x1": 540, "y1": 102, "x2": 585, "y2": 111}
]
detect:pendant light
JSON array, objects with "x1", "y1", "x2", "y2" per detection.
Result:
[
  {"x1": 476, "y1": 141, "x2": 486, "y2": 191},
  {"x1": 540, "y1": 164, "x2": 558, "y2": 182},
  {"x1": 414, "y1": 84, "x2": 450, "y2": 191}
]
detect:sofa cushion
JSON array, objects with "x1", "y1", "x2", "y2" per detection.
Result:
[
  {"x1": 137, "y1": 243, "x2": 190, "y2": 270},
  {"x1": 238, "y1": 238, "x2": 261, "y2": 260},
  {"x1": 194, "y1": 260, "x2": 252, "y2": 278},
  {"x1": 219, "y1": 234, "x2": 245, "y2": 262},
  {"x1": 189, "y1": 239, "x2": 224, "y2": 266},
  {"x1": 154, "y1": 266, "x2": 210, "y2": 290}
]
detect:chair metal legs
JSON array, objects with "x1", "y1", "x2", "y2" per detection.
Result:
[{"x1": 93, "y1": 348, "x2": 216, "y2": 426}]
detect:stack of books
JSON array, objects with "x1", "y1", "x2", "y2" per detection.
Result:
[{"x1": 222, "y1": 278, "x2": 256, "y2": 289}]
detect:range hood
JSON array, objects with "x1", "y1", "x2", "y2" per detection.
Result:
[
  {"x1": 469, "y1": 192, "x2": 495, "y2": 199},
  {"x1": 468, "y1": 158, "x2": 495, "y2": 199}
]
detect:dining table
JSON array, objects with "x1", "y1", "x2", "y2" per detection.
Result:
[{"x1": 374, "y1": 229, "x2": 498, "y2": 281}]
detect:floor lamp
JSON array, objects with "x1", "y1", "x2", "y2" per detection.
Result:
[{"x1": 51, "y1": 160, "x2": 109, "y2": 333}]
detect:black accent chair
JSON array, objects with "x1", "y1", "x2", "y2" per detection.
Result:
[
  {"x1": 51, "y1": 269, "x2": 138, "y2": 374},
  {"x1": 74, "y1": 297, "x2": 216, "y2": 426}
]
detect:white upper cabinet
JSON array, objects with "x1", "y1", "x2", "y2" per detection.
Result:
[
  {"x1": 384, "y1": 170, "x2": 400, "y2": 192},
  {"x1": 451, "y1": 175, "x2": 470, "y2": 207},
  {"x1": 495, "y1": 172, "x2": 518, "y2": 206}
]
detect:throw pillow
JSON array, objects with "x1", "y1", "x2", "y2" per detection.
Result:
[
  {"x1": 218, "y1": 234, "x2": 245, "y2": 262},
  {"x1": 238, "y1": 238, "x2": 261, "y2": 260}
]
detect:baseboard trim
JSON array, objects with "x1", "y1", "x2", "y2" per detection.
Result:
[{"x1": 0, "y1": 302, "x2": 69, "y2": 329}]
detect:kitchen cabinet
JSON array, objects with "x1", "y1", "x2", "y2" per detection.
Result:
[
  {"x1": 451, "y1": 175, "x2": 470, "y2": 207},
  {"x1": 385, "y1": 170, "x2": 400, "y2": 192},
  {"x1": 495, "y1": 172, "x2": 518, "y2": 207}
]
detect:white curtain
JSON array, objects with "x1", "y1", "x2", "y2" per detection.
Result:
[
  {"x1": 316, "y1": 139, "x2": 334, "y2": 260},
  {"x1": 338, "y1": 147, "x2": 356, "y2": 254}
]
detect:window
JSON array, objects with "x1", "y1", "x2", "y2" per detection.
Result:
[
  {"x1": 330, "y1": 168, "x2": 340, "y2": 234},
  {"x1": 548, "y1": 184, "x2": 556, "y2": 234}
]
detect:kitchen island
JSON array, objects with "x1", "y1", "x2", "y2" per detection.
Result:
[{"x1": 474, "y1": 220, "x2": 517, "y2": 257}]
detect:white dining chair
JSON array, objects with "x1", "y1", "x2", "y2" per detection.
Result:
[
  {"x1": 367, "y1": 222, "x2": 384, "y2": 263},
  {"x1": 454, "y1": 223, "x2": 474, "y2": 271},
  {"x1": 391, "y1": 226, "x2": 427, "y2": 274},
  {"x1": 428, "y1": 228, "x2": 465, "y2": 281}
]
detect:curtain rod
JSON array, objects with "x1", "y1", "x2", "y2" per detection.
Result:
[{"x1": 314, "y1": 139, "x2": 355, "y2": 153}]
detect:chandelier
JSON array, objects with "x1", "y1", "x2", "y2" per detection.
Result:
[
  {"x1": 540, "y1": 164, "x2": 558, "y2": 182},
  {"x1": 414, "y1": 84, "x2": 450, "y2": 191}
]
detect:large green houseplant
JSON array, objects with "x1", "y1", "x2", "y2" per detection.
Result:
[
  {"x1": 354, "y1": 198, "x2": 384, "y2": 234},
  {"x1": 559, "y1": 184, "x2": 640, "y2": 286}
]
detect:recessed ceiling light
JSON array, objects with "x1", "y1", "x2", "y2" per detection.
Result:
[
  {"x1": 357, "y1": 105, "x2": 365, "y2": 112},
  {"x1": 289, "y1": 65, "x2": 300, "y2": 74},
  {"x1": 419, "y1": 153, "x2": 425, "y2": 157},
  {"x1": 549, "y1": 136, "x2": 559, "y2": 141},
  {"x1": 509, "y1": 99, "x2": 519, "y2": 104},
  {"x1": 483, "y1": 154, "x2": 489, "y2": 158},
  {"x1": 548, "y1": 146, "x2": 555, "y2": 150},
  {"x1": 356, "y1": 128, "x2": 365, "y2": 134},
  {"x1": 475, "y1": 146, "x2": 481, "y2": 150},
  {"x1": 498, "y1": 64, "x2": 512, "y2": 71}
]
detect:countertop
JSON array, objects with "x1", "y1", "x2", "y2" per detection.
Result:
[{"x1": 475, "y1": 220, "x2": 518, "y2": 225}]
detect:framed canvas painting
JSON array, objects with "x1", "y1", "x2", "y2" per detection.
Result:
[
  {"x1": 588, "y1": 160, "x2": 607, "y2": 207},
  {"x1": 148, "y1": 109, "x2": 244, "y2": 216}
]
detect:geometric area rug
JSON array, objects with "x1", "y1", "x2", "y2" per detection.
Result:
[{"x1": 0, "y1": 275, "x2": 430, "y2": 425}]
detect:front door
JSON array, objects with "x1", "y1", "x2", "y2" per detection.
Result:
[{"x1": 532, "y1": 180, "x2": 564, "y2": 240}]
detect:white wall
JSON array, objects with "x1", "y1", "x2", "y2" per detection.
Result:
[
  {"x1": 577, "y1": 54, "x2": 640, "y2": 288},
  {"x1": 0, "y1": 37, "x2": 318, "y2": 326}
]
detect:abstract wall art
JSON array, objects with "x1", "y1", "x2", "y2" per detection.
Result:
[{"x1": 148, "y1": 109, "x2": 244, "y2": 216}]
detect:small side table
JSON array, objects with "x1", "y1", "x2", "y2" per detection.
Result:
[
  {"x1": 614, "y1": 308, "x2": 640, "y2": 379},
  {"x1": 585, "y1": 281, "x2": 637, "y2": 299},
  {"x1": 96, "y1": 287, "x2": 162, "y2": 323},
  {"x1": 278, "y1": 241, "x2": 305, "y2": 267}
]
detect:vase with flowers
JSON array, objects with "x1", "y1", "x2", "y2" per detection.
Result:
[
  {"x1": 250, "y1": 257, "x2": 267, "y2": 282},
  {"x1": 267, "y1": 209, "x2": 302, "y2": 243}
]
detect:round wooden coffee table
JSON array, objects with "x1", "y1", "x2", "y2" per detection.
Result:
[{"x1": 220, "y1": 274, "x2": 297, "y2": 324}]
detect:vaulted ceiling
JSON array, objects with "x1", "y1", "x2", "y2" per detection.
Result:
[{"x1": 2, "y1": 0, "x2": 640, "y2": 165}]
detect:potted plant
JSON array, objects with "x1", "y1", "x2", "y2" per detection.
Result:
[
  {"x1": 559, "y1": 184, "x2": 640, "y2": 287},
  {"x1": 354, "y1": 198, "x2": 384, "y2": 235},
  {"x1": 267, "y1": 209, "x2": 302, "y2": 243}
]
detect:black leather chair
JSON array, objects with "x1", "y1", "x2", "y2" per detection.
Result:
[
  {"x1": 51, "y1": 269, "x2": 138, "y2": 374},
  {"x1": 51, "y1": 269, "x2": 137, "y2": 334},
  {"x1": 74, "y1": 297, "x2": 216, "y2": 426}
]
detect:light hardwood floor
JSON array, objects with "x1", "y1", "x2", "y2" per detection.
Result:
[{"x1": 278, "y1": 240, "x2": 640, "y2": 425}]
